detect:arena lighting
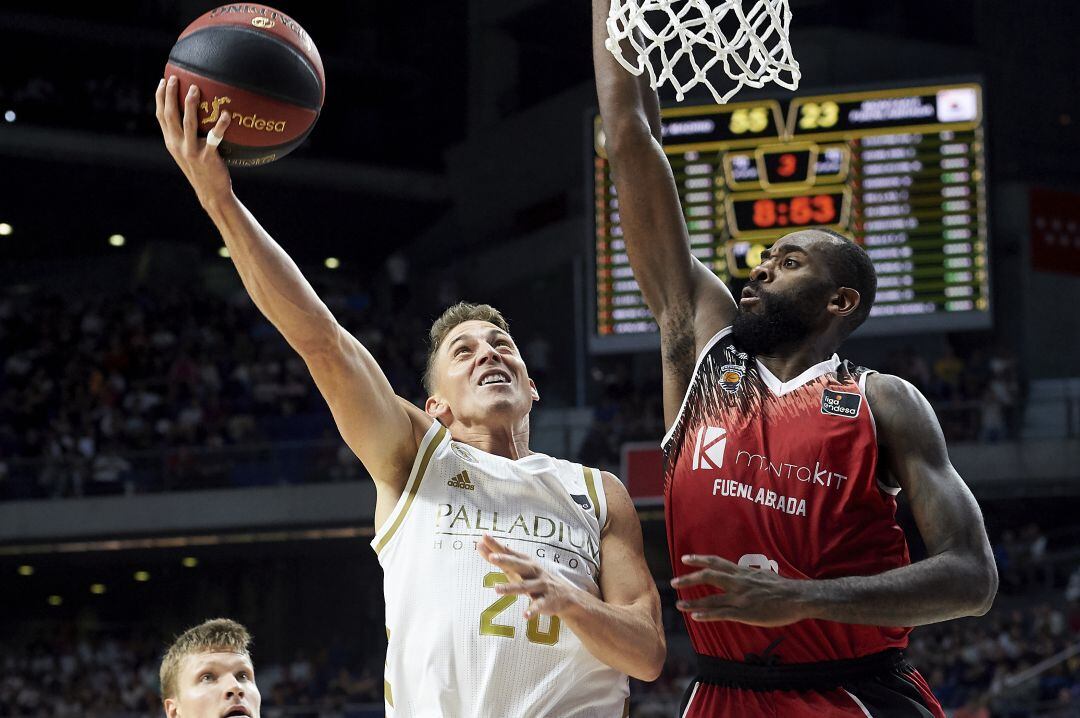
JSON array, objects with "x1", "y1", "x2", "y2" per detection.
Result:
[
  {"x1": 0, "y1": 223, "x2": 12, "y2": 236},
  {"x1": 108, "y1": 234, "x2": 126, "y2": 247},
  {"x1": 17, "y1": 564, "x2": 33, "y2": 576},
  {"x1": 181, "y1": 556, "x2": 199, "y2": 568},
  {"x1": 0, "y1": 527, "x2": 369, "y2": 556},
  {"x1": 133, "y1": 570, "x2": 151, "y2": 582},
  {"x1": 3, "y1": 110, "x2": 13, "y2": 122},
  {"x1": 90, "y1": 583, "x2": 106, "y2": 595},
  {"x1": 218, "y1": 246, "x2": 230, "y2": 258},
  {"x1": 324, "y1": 257, "x2": 340, "y2": 269},
  {"x1": 47, "y1": 595, "x2": 62, "y2": 606}
]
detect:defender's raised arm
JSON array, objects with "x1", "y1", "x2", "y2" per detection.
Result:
[
  {"x1": 592, "y1": 1, "x2": 737, "y2": 419},
  {"x1": 154, "y1": 76, "x2": 423, "y2": 491}
]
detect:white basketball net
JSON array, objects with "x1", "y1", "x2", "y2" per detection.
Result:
[{"x1": 605, "y1": 0, "x2": 801, "y2": 104}]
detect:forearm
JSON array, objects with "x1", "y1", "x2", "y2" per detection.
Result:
[
  {"x1": 592, "y1": 0, "x2": 659, "y2": 143},
  {"x1": 800, "y1": 550, "x2": 997, "y2": 627},
  {"x1": 202, "y1": 192, "x2": 338, "y2": 353},
  {"x1": 562, "y1": 590, "x2": 664, "y2": 681}
]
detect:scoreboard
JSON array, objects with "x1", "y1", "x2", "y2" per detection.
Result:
[{"x1": 590, "y1": 81, "x2": 990, "y2": 351}]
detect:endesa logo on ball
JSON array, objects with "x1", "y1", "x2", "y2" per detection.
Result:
[{"x1": 199, "y1": 96, "x2": 288, "y2": 133}]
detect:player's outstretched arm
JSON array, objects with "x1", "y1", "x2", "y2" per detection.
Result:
[
  {"x1": 154, "y1": 76, "x2": 423, "y2": 487},
  {"x1": 480, "y1": 473, "x2": 665, "y2": 680},
  {"x1": 593, "y1": 0, "x2": 737, "y2": 418},
  {"x1": 673, "y1": 374, "x2": 998, "y2": 627}
]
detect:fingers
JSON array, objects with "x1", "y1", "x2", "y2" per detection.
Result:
[
  {"x1": 684, "y1": 608, "x2": 733, "y2": 622},
  {"x1": 682, "y1": 554, "x2": 737, "y2": 570},
  {"x1": 671, "y1": 567, "x2": 729, "y2": 589},
  {"x1": 676, "y1": 595, "x2": 729, "y2": 612},
  {"x1": 183, "y1": 83, "x2": 199, "y2": 143},
  {"x1": 524, "y1": 597, "x2": 548, "y2": 619},
  {"x1": 672, "y1": 555, "x2": 737, "y2": 588},
  {"x1": 478, "y1": 534, "x2": 504, "y2": 554},
  {"x1": 486, "y1": 552, "x2": 538, "y2": 579},
  {"x1": 675, "y1": 595, "x2": 734, "y2": 621},
  {"x1": 480, "y1": 533, "x2": 525, "y2": 558},
  {"x1": 207, "y1": 109, "x2": 232, "y2": 152},
  {"x1": 154, "y1": 78, "x2": 167, "y2": 133},
  {"x1": 163, "y1": 75, "x2": 181, "y2": 137},
  {"x1": 494, "y1": 578, "x2": 545, "y2": 598},
  {"x1": 476, "y1": 534, "x2": 503, "y2": 563}
]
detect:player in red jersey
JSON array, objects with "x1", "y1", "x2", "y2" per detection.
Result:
[{"x1": 593, "y1": 3, "x2": 998, "y2": 716}]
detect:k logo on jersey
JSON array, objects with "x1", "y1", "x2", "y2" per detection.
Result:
[{"x1": 692, "y1": 426, "x2": 727, "y2": 471}]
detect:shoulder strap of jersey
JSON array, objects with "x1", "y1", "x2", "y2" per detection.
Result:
[
  {"x1": 661, "y1": 326, "x2": 733, "y2": 449},
  {"x1": 580, "y1": 465, "x2": 609, "y2": 534},
  {"x1": 371, "y1": 420, "x2": 449, "y2": 555}
]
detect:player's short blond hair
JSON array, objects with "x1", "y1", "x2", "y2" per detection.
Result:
[
  {"x1": 159, "y1": 618, "x2": 252, "y2": 700},
  {"x1": 424, "y1": 302, "x2": 510, "y2": 394}
]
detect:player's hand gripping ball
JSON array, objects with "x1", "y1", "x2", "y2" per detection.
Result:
[{"x1": 163, "y1": 4, "x2": 324, "y2": 166}]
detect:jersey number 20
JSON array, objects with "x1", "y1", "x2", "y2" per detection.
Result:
[{"x1": 480, "y1": 571, "x2": 561, "y2": 645}]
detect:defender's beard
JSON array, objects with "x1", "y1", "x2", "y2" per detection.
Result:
[{"x1": 732, "y1": 285, "x2": 826, "y2": 356}]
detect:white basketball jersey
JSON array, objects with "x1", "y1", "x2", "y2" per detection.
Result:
[{"x1": 371, "y1": 420, "x2": 630, "y2": 718}]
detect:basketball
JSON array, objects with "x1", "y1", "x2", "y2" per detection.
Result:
[{"x1": 164, "y1": 4, "x2": 324, "y2": 166}]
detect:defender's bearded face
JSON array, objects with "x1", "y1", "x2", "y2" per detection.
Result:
[{"x1": 732, "y1": 279, "x2": 832, "y2": 356}]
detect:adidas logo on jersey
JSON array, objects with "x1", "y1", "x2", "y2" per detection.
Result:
[{"x1": 447, "y1": 470, "x2": 476, "y2": 490}]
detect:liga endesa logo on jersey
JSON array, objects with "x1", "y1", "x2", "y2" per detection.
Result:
[
  {"x1": 692, "y1": 426, "x2": 727, "y2": 470},
  {"x1": 821, "y1": 388, "x2": 862, "y2": 418}
]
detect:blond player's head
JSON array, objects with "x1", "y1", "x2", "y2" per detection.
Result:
[
  {"x1": 423, "y1": 302, "x2": 539, "y2": 427},
  {"x1": 160, "y1": 618, "x2": 260, "y2": 718}
]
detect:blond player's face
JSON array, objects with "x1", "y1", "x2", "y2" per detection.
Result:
[
  {"x1": 164, "y1": 651, "x2": 260, "y2": 718},
  {"x1": 430, "y1": 320, "x2": 538, "y2": 423}
]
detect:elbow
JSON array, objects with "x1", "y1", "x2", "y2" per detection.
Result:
[
  {"x1": 632, "y1": 630, "x2": 667, "y2": 682},
  {"x1": 632, "y1": 657, "x2": 665, "y2": 683},
  {"x1": 967, "y1": 559, "x2": 999, "y2": 617},
  {"x1": 288, "y1": 314, "x2": 344, "y2": 357},
  {"x1": 603, "y1": 120, "x2": 658, "y2": 157}
]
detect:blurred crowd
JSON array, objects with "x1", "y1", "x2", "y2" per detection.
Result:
[
  {"x1": 0, "y1": 284, "x2": 431, "y2": 500},
  {"x1": 907, "y1": 598, "x2": 1080, "y2": 718},
  {"x1": 881, "y1": 345, "x2": 1023, "y2": 443},
  {"x1": 578, "y1": 361, "x2": 666, "y2": 472}
]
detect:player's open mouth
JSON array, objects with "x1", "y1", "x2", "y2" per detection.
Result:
[
  {"x1": 478, "y1": 370, "x2": 511, "y2": 386},
  {"x1": 740, "y1": 288, "x2": 760, "y2": 306},
  {"x1": 222, "y1": 707, "x2": 251, "y2": 718}
]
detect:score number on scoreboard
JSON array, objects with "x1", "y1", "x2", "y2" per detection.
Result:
[{"x1": 590, "y1": 82, "x2": 990, "y2": 348}]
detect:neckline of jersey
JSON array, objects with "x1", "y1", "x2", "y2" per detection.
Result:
[
  {"x1": 450, "y1": 439, "x2": 549, "y2": 464},
  {"x1": 756, "y1": 354, "x2": 841, "y2": 396}
]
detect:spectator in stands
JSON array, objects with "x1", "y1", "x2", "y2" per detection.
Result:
[
  {"x1": 0, "y1": 279, "x2": 442, "y2": 498},
  {"x1": 933, "y1": 345, "x2": 965, "y2": 400}
]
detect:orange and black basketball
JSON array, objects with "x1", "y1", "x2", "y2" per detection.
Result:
[{"x1": 164, "y1": 4, "x2": 324, "y2": 166}]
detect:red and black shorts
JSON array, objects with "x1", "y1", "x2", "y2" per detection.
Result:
[{"x1": 679, "y1": 649, "x2": 945, "y2": 718}]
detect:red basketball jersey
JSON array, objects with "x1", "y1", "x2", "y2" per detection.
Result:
[{"x1": 664, "y1": 328, "x2": 912, "y2": 663}]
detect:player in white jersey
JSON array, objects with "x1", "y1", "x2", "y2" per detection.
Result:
[{"x1": 155, "y1": 78, "x2": 665, "y2": 717}]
